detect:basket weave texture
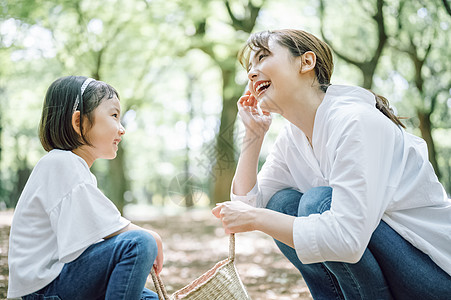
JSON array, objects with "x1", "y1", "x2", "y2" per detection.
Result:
[{"x1": 151, "y1": 234, "x2": 251, "y2": 300}]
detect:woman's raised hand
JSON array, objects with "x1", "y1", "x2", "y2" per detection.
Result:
[{"x1": 238, "y1": 90, "x2": 272, "y2": 138}]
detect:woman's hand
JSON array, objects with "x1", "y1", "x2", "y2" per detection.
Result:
[
  {"x1": 238, "y1": 90, "x2": 272, "y2": 138},
  {"x1": 212, "y1": 201, "x2": 259, "y2": 234},
  {"x1": 213, "y1": 201, "x2": 296, "y2": 248}
]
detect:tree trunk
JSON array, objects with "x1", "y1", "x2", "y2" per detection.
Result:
[
  {"x1": 417, "y1": 110, "x2": 441, "y2": 179},
  {"x1": 362, "y1": 70, "x2": 374, "y2": 89},
  {"x1": 211, "y1": 63, "x2": 242, "y2": 204},
  {"x1": 107, "y1": 142, "x2": 128, "y2": 213}
]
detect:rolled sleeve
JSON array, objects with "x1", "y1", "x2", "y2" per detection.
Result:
[
  {"x1": 293, "y1": 215, "x2": 324, "y2": 263},
  {"x1": 230, "y1": 182, "x2": 259, "y2": 207}
]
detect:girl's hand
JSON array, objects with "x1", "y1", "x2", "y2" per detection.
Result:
[
  {"x1": 212, "y1": 201, "x2": 259, "y2": 234},
  {"x1": 148, "y1": 230, "x2": 164, "y2": 275},
  {"x1": 238, "y1": 90, "x2": 272, "y2": 138}
]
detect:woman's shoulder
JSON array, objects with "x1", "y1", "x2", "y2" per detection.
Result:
[
  {"x1": 317, "y1": 85, "x2": 399, "y2": 137},
  {"x1": 324, "y1": 85, "x2": 375, "y2": 110},
  {"x1": 322, "y1": 85, "x2": 387, "y2": 123}
]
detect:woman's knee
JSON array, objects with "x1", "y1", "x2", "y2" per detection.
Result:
[
  {"x1": 298, "y1": 186, "x2": 332, "y2": 217},
  {"x1": 266, "y1": 188, "x2": 302, "y2": 216}
]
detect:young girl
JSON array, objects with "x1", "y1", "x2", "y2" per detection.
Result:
[
  {"x1": 213, "y1": 29, "x2": 451, "y2": 299},
  {"x1": 8, "y1": 76, "x2": 163, "y2": 300}
]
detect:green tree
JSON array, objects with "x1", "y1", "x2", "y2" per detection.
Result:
[
  {"x1": 319, "y1": 0, "x2": 387, "y2": 89},
  {"x1": 178, "y1": 0, "x2": 265, "y2": 203},
  {"x1": 1, "y1": 0, "x2": 170, "y2": 211},
  {"x1": 388, "y1": 0, "x2": 450, "y2": 181}
]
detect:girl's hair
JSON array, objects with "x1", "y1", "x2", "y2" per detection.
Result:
[
  {"x1": 238, "y1": 29, "x2": 405, "y2": 128},
  {"x1": 39, "y1": 76, "x2": 120, "y2": 152}
]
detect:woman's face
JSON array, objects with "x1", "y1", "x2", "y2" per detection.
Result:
[{"x1": 247, "y1": 38, "x2": 301, "y2": 114}]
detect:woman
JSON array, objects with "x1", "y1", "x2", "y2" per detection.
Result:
[{"x1": 212, "y1": 29, "x2": 451, "y2": 299}]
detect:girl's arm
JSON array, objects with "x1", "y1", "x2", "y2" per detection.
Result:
[
  {"x1": 233, "y1": 91, "x2": 271, "y2": 195},
  {"x1": 105, "y1": 223, "x2": 164, "y2": 275}
]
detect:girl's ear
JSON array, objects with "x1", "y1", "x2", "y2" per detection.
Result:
[
  {"x1": 72, "y1": 111, "x2": 81, "y2": 135},
  {"x1": 300, "y1": 51, "x2": 316, "y2": 73}
]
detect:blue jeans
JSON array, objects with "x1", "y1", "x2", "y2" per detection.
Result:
[
  {"x1": 266, "y1": 187, "x2": 451, "y2": 300},
  {"x1": 23, "y1": 230, "x2": 159, "y2": 300}
]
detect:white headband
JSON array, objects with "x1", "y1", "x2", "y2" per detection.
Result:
[{"x1": 72, "y1": 78, "x2": 95, "y2": 114}]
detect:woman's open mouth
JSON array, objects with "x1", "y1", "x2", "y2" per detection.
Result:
[{"x1": 255, "y1": 80, "x2": 271, "y2": 97}]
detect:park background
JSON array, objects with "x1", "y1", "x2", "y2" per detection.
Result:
[{"x1": 0, "y1": 0, "x2": 450, "y2": 299}]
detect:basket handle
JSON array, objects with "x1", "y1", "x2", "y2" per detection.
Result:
[
  {"x1": 151, "y1": 265, "x2": 171, "y2": 300},
  {"x1": 229, "y1": 233, "x2": 235, "y2": 261},
  {"x1": 150, "y1": 234, "x2": 236, "y2": 299}
]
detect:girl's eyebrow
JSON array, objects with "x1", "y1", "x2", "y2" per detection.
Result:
[{"x1": 111, "y1": 107, "x2": 121, "y2": 115}]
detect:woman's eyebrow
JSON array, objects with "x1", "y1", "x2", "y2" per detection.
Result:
[{"x1": 247, "y1": 49, "x2": 264, "y2": 72}]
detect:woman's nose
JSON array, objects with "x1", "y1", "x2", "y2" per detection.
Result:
[{"x1": 247, "y1": 68, "x2": 258, "y2": 81}]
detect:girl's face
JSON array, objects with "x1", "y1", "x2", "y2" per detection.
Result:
[
  {"x1": 247, "y1": 38, "x2": 301, "y2": 113},
  {"x1": 83, "y1": 96, "x2": 125, "y2": 161}
]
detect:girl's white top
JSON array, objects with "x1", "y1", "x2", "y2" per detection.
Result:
[
  {"x1": 231, "y1": 85, "x2": 451, "y2": 275},
  {"x1": 7, "y1": 150, "x2": 130, "y2": 298}
]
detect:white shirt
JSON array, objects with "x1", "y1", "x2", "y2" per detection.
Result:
[
  {"x1": 7, "y1": 150, "x2": 130, "y2": 298},
  {"x1": 231, "y1": 85, "x2": 451, "y2": 275}
]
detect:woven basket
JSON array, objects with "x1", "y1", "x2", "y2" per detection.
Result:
[{"x1": 151, "y1": 234, "x2": 251, "y2": 300}]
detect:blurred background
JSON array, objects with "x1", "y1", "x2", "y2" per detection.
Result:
[{"x1": 0, "y1": 0, "x2": 450, "y2": 215}]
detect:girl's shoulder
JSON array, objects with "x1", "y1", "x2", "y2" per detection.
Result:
[
  {"x1": 16, "y1": 150, "x2": 93, "y2": 213},
  {"x1": 34, "y1": 149, "x2": 91, "y2": 183}
]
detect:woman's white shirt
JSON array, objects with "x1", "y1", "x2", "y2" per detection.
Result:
[
  {"x1": 7, "y1": 149, "x2": 130, "y2": 298},
  {"x1": 231, "y1": 85, "x2": 451, "y2": 275}
]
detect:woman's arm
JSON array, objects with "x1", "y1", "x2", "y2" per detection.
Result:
[
  {"x1": 233, "y1": 91, "x2": 272, "y2": 195},
  {"x1": 212, "y1": 201, "x2": 295, "y2": 247}
]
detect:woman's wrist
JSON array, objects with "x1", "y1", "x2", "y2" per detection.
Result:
[
  {"x1": 244, "y1": 130, "x2": 266, "y2": 143},
  {"x1": 252, "y1": 208, "x2": 295, "y2": 247},
  {"x1": 251, "y1": 208, "x2": 266, "y2": 231}
]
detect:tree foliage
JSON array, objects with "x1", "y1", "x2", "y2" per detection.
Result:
[{"x1": 0, "y1": 0, "x2": 449, "y2": 212}]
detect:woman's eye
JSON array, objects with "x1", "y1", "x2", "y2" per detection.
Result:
[{"x1": 258, "y1": 54, "x2": 267, "y2": 61}]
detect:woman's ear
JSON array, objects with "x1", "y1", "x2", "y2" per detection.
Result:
[
  {"x1": 72, "y1": 111, "x2": 81, "y2": 135},
  {"x1": 300, "y1": 51, "x2": 316, "y2": 73}
]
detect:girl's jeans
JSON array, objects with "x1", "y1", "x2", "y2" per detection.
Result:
[
  {"x1": 22, "y1": 230, "x2": 159, "y2": 300},
  {"x1": 266, "y1": 187, "x2": 451, "y2": 300}
]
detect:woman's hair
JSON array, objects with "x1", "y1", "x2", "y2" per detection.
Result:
[
  {"x1": 239, "y1": 29, "x2": 333, "y2": 92},
  {"x1": 39, "y1": 76, "x2": 120, "y2": 152},
  {"x1": 238, "y1": 29, "x2": 405, "y2": 128}
]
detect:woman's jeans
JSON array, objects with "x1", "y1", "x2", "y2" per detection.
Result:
[
  {"x1": 266, "y1": 187, "x2": 451, "y2": 300},
  {"x1": 22, "y1": 230, "x2": 159, "y2": 300}
]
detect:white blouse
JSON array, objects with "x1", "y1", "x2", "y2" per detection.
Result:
[
  {"x1": 8, "y1": 150, "x2": 130, "y2": 298},
  {"x1": 231, "y1": 85, "x2": 451, "y2": 275}
]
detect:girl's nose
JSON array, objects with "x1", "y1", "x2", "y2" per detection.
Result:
[{"x1": 119, "y1": 124, "x2": 125, "y2": 135}]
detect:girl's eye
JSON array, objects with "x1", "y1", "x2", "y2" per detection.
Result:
[
  {"x1": 112, "y1": 114, "x2": 118, "y2": 118},
  {"x1": 258, "y1": 54, "x2": 267, "y2": 61}
]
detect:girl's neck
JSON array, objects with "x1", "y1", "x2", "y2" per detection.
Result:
[
  {"x1": 72, "y1": 147, "x2": 95, "y2": 168},
  {"x1": 282, "y1": 87, "x2": 325, "y2": 142}
]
